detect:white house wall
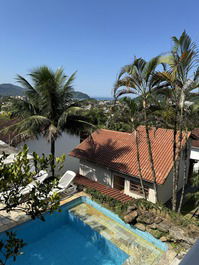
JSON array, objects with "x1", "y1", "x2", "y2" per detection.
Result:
[
  {"x1": 190, "y1": 147, "x2": 199, "y2": 160},
  {"x1": 79, "y1": 160, "x2": 113, "y2": 187},
  {"x1": 124, "y1": 179, "x2": 156, "y2": 203},
  {"x1": 157, "y1": 143, "x2": 191, "y2": 203}
]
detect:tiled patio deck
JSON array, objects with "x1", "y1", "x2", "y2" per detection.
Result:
[{"x1": 74, "y1": 174, "x2": 133, "y2": 203}]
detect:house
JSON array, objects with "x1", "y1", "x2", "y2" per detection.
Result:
[
  {"x1": 70, "y1": 126, "x2": 191, "y2": 204},
  {"x1": 190, "y1": 128, "x2": 199, "y2": 172}
]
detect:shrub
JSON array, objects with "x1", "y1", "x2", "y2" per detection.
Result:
[{"x1": 79, "y1": 184, "x2": 199, "y2": 227}]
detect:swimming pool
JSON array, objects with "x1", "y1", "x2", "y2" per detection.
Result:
[
  {"x1": 0, "y1": 198, "x2": 128, "y2": 265},
  {"x1": 0, "y1": 196, "x2": 167, "y2": 265}
]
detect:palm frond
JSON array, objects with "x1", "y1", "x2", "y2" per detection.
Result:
[
  {"x1": 16, "y1": 74, "x2": 36, "y2": 92},
  {"x1": 143, "y1": 56, "x2": 159, "y2": 82},
  {"x1": 118, "y1": 64, "x2": 134, "y2": 80},
  {"x1": 63, "y1": 71, "x2": 76, "y2": 92},
  {"x1": 44, "y1": 124, "x2": 61, "y2": 141},
  {"x1": 58, "y1": 107, "x2": 84, "y2": 129},
  {"x1": 0, "y1": 116, "x2": 51, "y2": 139},
  {"x1": 8, "y1": 98, "x2": 36, "y2": 118}
]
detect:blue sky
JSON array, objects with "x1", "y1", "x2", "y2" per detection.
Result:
[{"x1": 0, "y1": 0, "x2": 198, "y2": 97}]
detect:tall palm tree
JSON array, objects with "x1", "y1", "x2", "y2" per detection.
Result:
[
  {"x1": 114, "y1": 57, "x2": 163, "y2": 202},
  {"x1": 3, "y1": 66, "x2": 85, "y2": 178},
  {"x1": 156, "y1": 31, "x2": 199, "y2": 211},
  {"x1": 120, "y1": 97, "x2": 146, "y2": 198}
]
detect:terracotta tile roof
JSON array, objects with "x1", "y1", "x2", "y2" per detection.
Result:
[
  {"x1": 75, "y1": 175, "x2": 133, "y2": 203},
  {"x1": 70, "y1": 126, "x2": 190, "y2": 185},
  {"x1": 191, "y1": 128, "x2": 199, "y2": 148}
]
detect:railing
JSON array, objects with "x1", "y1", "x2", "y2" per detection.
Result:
[{"x1": 130, "y1": 181, "x2": 149, "y2": 196}]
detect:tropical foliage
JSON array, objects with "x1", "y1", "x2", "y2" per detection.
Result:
[
  {"x1": 113, "y1": 31, "x2": 199, "y2": 211},
  {"x1": 0, "y1": 145, "x2": 64, "y2": 265},
  {"x1": 2, "y1": 67, "x2": 86, "y2": 178},
  {"x1": 113, "y1": 56, "x2": 165, "y2": 201}
]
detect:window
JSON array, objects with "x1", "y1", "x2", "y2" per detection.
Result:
[{"x1": 130, "y1": 179, "x2": 149, "y2": 196}]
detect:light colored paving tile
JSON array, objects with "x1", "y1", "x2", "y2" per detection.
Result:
[{"x1": 70, "y1": 202, "x2": 165, "y2": 264}]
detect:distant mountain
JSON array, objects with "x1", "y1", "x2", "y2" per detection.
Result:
[
  {"x1": 0, "y1": 83, "x2": 90, "y2": 99},
  {"x1": 0, "y1": 83, "x2": 25, "y2": 96},
  {"x1": 72, "y1": 91, "x2": 90, "y2": 99}
]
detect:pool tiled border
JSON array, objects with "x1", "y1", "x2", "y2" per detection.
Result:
[{"x1": 64, "y1": 196, "x2": 168, "y2": 252}]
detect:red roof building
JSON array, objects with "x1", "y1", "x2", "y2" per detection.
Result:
[{"x1": 70, "y1": 126, "x2": 191, "y2": 203}]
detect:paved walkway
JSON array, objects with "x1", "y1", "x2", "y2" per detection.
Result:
[{"x1": 75, "y1": 175, "x2": 133, "y2": 203}]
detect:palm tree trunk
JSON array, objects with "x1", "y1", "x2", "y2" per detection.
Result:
[
  {"x1": 143, "y1": 99, "x2": 157, "y2": 202},
  {"x1": 177, "y1": 133, "x2": 188, "y2": 213},
  {"x1": 173, "y1": 93, "x2": 185, "y2": 211},
  {"x1": 172, "y1": 120, "x2": 178, "y2": 211},
  {"x1": 134, "y1": 129, "x2": 146, "y2": 199},
  {"x1": 50, "y1": 137, "x2": 55, "y2": 178}
]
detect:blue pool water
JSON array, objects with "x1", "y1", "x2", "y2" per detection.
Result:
[{"x1": 0, "y1": 200, "x2": 129, "y2": 265}]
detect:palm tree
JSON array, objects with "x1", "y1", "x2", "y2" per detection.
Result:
[
  {"x1": 114, "y1": 57, "x2": 163, "y2": 202},
  {"x1": 120, "y1": 97, "x2": 146, "y2": 198},
  {"x1": 156, "y1": 31, "x2": 199, "y2": 211},
  {"x1": 3, "y1": 66, "x2": 85, "y2": 178}
]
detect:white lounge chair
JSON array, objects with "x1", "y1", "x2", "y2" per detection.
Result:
[
  {"x1": 0, "y1": 170, "x2": 49, "y2": 202},
  {"x1": 20, "y1": 170, "x2": 49, "y2": 196},
  {"x1": 50, "y1": 170, "x2": 77, "y2": 197}
]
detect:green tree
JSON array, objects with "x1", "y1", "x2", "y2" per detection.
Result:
[
  {"x1": 120, "y1": 97, "x2": 147, "y2": 198},
  {"x1": 3, "y1": 66, "x2": 84, "y2": 178},
  {"x1": 0, "y1": 145, "x2": 64, "y2": 265},
  {"x1": 156, "y1": 31, "x2": 199, "y2": 211}
]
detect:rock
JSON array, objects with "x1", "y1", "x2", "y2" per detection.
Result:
[
  {"x1": 160, "y1": 236, "x2": 167, "y2": 242},
  {"x1": 180, "y1": 241, "x2": 192, "y2": 250},
  {"x1": 146, "y1": 226, "x2": 153, "y2": 233},
  {"x1": 154, "y1": 216, "x2": 163, "y2": 224},
  {"x1": 148, "y1": 223, "x2": 157, "y2": 230},
  {"x1": 136, "y1": 212, "x2": 155, "y2": 225},
  {"x1": 187, "y1": 224, "x2": 199, "y2": 239},
  {"x1": 149, "y1": 229, "x2": 164, "y2": 239},
  {"x1": 126, "y1": 205, "x2": 137, "y2": 214},
  {"x1": 156, "y1": 222, "x2": 170, "y2": 233},
  {"x1": 124, "y1": 211, "x2": 138, "y2": 223},
  {"x1": 135, "y1": 223, "x2": 146, "y2": 231},
  {"x1": 169, "y1": 226, "x2": 195, "y2": 245}
]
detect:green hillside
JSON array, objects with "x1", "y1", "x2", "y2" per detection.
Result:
[
  {"x1": 72, "y1": 91, "x2": 90, "y2": 99},
  {"x1": 0, "y1": 83, "x2": 90, "y2": 99},
  {"x1": 0, "y1": 83, "x2": 25, "y2": 96}
]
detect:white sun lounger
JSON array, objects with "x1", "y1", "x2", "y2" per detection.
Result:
[
  {"x1": 50, "y1": 170, "x2": 77, "y2": 196},
  {"x1": 0, "y1": 170, "x2": 49, "y2": 202},
  {"x1": 20, "y1": 170, "x2": 49, "y2": 196}
]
